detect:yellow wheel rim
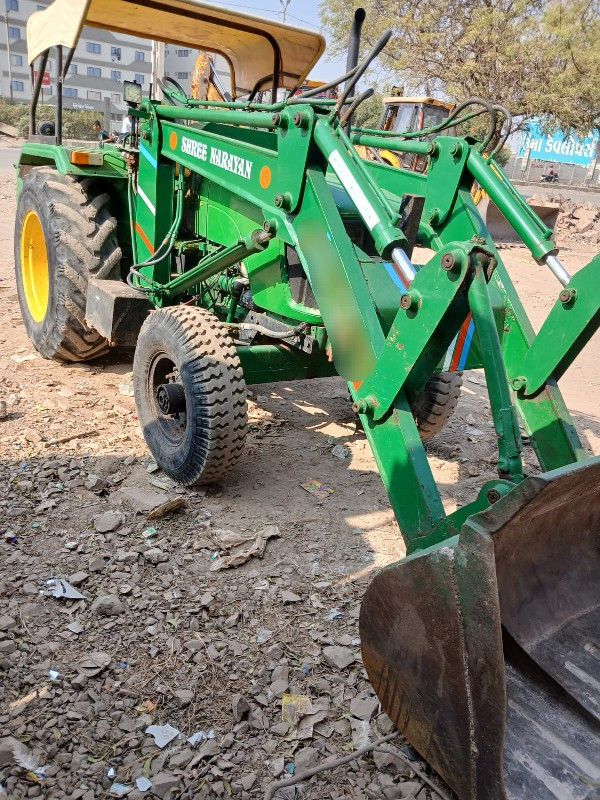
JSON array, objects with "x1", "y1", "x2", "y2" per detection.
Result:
[{"x1": 20, "y1": 210, "x2": 49, "y2": 323}]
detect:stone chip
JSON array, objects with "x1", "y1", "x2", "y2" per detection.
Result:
[
  {"x1": 90, "y1": 594, "x2": 125, "y2": 616},
  {"x1": 322, "y1": 645, "x2": 356, "y2": 670},
  {"x1": 94, "y1": 510, "x2": 124, "y2": 533}
]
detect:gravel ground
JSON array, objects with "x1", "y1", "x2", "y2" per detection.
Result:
[{"x1": 1, "y1": 161, "x2": 599, "y2": 800}]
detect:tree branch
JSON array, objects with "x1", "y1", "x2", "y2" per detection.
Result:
[
  {"x1": 569, "y1": 43, "x2": 589, "y2": 75},
  {"x1": 263, "y1": 732, "x2": 452, "y2": 800}
]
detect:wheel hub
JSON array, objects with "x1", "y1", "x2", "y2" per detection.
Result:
[
  {"x1": 20, "y1": 210, "x2": 49, "y2": 323},
  {"x1": 156, "y1": 382, "x2": 186, "y2": 415}
]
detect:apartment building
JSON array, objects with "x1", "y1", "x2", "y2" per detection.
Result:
[
  {"x1": 1, "y1": 0, "x2": 152, "y2": 124},
  {"x1": 1, "y1": 0, "x2": 235, "y2": 124}
]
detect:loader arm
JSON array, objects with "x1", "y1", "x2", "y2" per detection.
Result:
[
  {"x1": 127, "y1": 95, "x2": 596, "y2": 547},
  {"x1": 519, "y1": 255, "x2": 600, "y2": 396}
]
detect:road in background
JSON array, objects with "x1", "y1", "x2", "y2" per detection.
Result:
[
  {"x1": 0, "y1": 147, "x2": 18, "y2": 176},
  {"x1": 519, "y1": 183, "x2": 600, "y2": 207}
]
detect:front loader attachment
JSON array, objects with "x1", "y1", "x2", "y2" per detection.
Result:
[
  {"x1": 360, "y1": 458, "x2": 600, "y2": 800},
  {"x1": 477, "y1": 195, "x2": 560, "y2": 245}
]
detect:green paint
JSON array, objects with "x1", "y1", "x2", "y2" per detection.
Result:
[
  {"x1": 355, "y1": 243, "x2": 473, "y2": 420},
  {"x1": 520, "y1": 255, "x2": 600, "y2": 395},
  {"x1": 237, "y1": 345, "x2": 336, "y2": 384},
  {"x1": 17, "y1": 141, "x2": 128, "y2": 180},
  {"x1": 15, "y1": 86, "x2": 599, "y2": 554}
]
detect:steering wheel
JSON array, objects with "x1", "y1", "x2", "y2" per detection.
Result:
[{"x1": 158, "y1": 77, "x2": 188, "y2": 106}]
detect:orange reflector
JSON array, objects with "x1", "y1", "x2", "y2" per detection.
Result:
[
  {"x1": 259, "y1": 165, "x2": 271, "y2": 189},
  {"x1": 70, "y1": 150, "x2": 104, "y2": 166}
]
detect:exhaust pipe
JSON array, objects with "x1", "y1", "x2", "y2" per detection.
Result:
[
  {"x1": 344, "y1": 8, "x2": 366, "y2": 132},
  {"x1": 345, "y1": 8, "x2": 366, "y2": 78}
]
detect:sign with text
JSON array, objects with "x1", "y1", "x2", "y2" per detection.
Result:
[
  {"x1": 518, "y1": 122, "x2": 599, "y2": 166},
  {"x1": 33, "y1": 70, "x2": 51, "y2": 87}
]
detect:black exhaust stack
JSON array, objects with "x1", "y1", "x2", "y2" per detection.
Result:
[{"x1": 344, "y1": 8, "x2": 366, "y2": 132}]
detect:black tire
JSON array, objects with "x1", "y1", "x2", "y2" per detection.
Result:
[
  {"x1": 133, "y1": 306, "x2": 247, "y2": 486},
  {"x1": 14, "y1": 167, "x2": 121, "y2": 362},
  {"x1": 37, "y1": 120, "x2": 56, "y2": 136},
  {"x1": 412, "y1": 371, "x2": 463, "y2": 441}
]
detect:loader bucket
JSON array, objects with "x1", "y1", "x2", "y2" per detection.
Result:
[
  {"x1": 360, "y1": 457, "x2": 600, "y2": 800},
  {"x1": 477, "y1": 195, "x2": 560, "y2": 245}
]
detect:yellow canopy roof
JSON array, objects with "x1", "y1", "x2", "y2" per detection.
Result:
[{"x1": 27, "y1": 0, "x2": 326, "y2": 96}]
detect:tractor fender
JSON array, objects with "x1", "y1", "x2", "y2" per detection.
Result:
[{"x1": 16, "y1": 141, "x2": 128, "y2": 190}]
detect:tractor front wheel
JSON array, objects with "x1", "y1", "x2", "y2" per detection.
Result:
[
  {"x1": 412, "y1": 371, "x2": 463, "y2": 441},
  {"x1": 133, "y1": 306, "x2": 247, "y2": 486},
  {"x1": 14, "y1": 168, "x2": 121, "y2": 362}
]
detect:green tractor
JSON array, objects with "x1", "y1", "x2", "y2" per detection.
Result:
[{"x1": 15, "y1": 1, "x2": 600, "y2": 798}]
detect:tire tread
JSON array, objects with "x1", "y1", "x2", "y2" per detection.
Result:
[
  {"x1": 412, "y1": 371, "x2": 463, "y2": 441},
  {"x1": 15, "y1": 167, "x2": 122, "y2": 362},
  {"x1": 134, "y1": 306, "x2": 247, "y2": 486}
]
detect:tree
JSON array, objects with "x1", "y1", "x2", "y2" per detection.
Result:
[
  {"x1": 352, "y1": 91, "x2": 384, "y2": 128},
  {"x1": 319, "y1": 0, "x2": 600, "y2": 136},
  {"x1": 538, "y1": 0, "x2": 600, "y2": 135}
]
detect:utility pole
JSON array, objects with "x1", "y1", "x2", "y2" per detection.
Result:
[
  {"x1": 151, "y1": 40, "x2": 157, "y2": 98},
  {"x1": 279, "y1": 0, "x2": 291, "y2": 23},
  {"x1": 150, "y1": 41, "x2": 164, "y2": 100},
  {"x1": 4, "y1": 12, "x2": 14, "y2": 103},
  {"x1": 586, "y1": 137, "x2": 600, "y2": 187}
]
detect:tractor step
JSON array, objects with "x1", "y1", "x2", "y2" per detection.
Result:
[{"x1": 85, "y1": 278, "x2": 150, "y2": 347}]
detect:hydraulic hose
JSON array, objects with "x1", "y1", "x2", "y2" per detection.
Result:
[
  {"x1": 127, "y1": 173, "x2": 138, "y2": 265},
  {"x1": 340, "y1": 88, "x2": 374, "y2": 127},
  {"x1": 288, "y1": 64, "x2": 362, "y2": 102},
  {"x1": 351, "y1": 107, "x2": 489, "y2": 139},
  {"x1": 490, "y1": 104, "x2": 513, "y2": 157},
  {"x1": 330, "y1": 29, "x2": 393, "y2": 122},
  {"x1": 127, "y1": 170, "x2": 186, "y2": 292}
]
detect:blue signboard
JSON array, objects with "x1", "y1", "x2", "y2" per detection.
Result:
[{"x1": 518, "y1": 122, "x2": 598, "y2": 166}]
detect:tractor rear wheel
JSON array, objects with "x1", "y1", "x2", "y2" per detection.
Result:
[
  {"x1": 133, "y1": 306, "x2": 247, "y2": 486},
  {"x1": 412, "y1": 371, "x2": 463, "y2": 441},
  {"x1": 14, "y1": 167, "x2": 121, "y2": 362}
]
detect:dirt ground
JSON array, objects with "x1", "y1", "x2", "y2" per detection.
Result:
[{"x1": 0, "y1": 147, "x2": 599, "y2": 800}]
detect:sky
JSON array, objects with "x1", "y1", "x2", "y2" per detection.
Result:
[{"x1": 206, "y1": 0, "x2": 349, "y2": 81}]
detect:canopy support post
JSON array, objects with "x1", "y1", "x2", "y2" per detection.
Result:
[
  {"x1": 55, "y1": 44, "x2": 63, "y2": 145},
  {"x1": 29, "y1": 49, "x2": 48, "y2": 137}
]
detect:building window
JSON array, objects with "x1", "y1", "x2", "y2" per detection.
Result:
[
  {"x1": 111, "y1": 92, "x2": 120, "y2": 103},
  {"x1": 111, "y1": 46, "x2": 121, "y2": 60},
  {"x1": 86, "y1": 42, "x2": 101, "y2": 54},
  {"x1": 10, "y1": 54, "x2": 22, "y2": 66},
  {"x1": 134, "y1": 73, "x2": 144, "y2": 85},
  {"x1": 64, "y1": 87, "x2": 78, "y2": 98},
  {"x1": 69, "y1": 64, "x2": 77, "y2": 74},
  {"x1": 11, "y1": 79, "x2": 24, "y2": 92},
  {"x1": 134, "y1": 51, "x2": 145, "y2": 62},
  {"x1": 7, "y1": 25, "x2": 19, "y2": 38},
  {"x1": 87, "y1": 90, "x2": 101, "y2": 100},
  {"x1": 175, "y1": 72, "x2": 189, "y2": 79},
  {"x1": 176, "y1": 49, "x2": 190, "y2": 57},
  {"x1": 6, "y1": 0, "x2": 18, "y2": 10},
  {"x1": 111, "y1": 70, "x2": 121, "y2": 81},
  {"x1": 87, "y1": 66, "x2": 101, "y2": 78}
]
